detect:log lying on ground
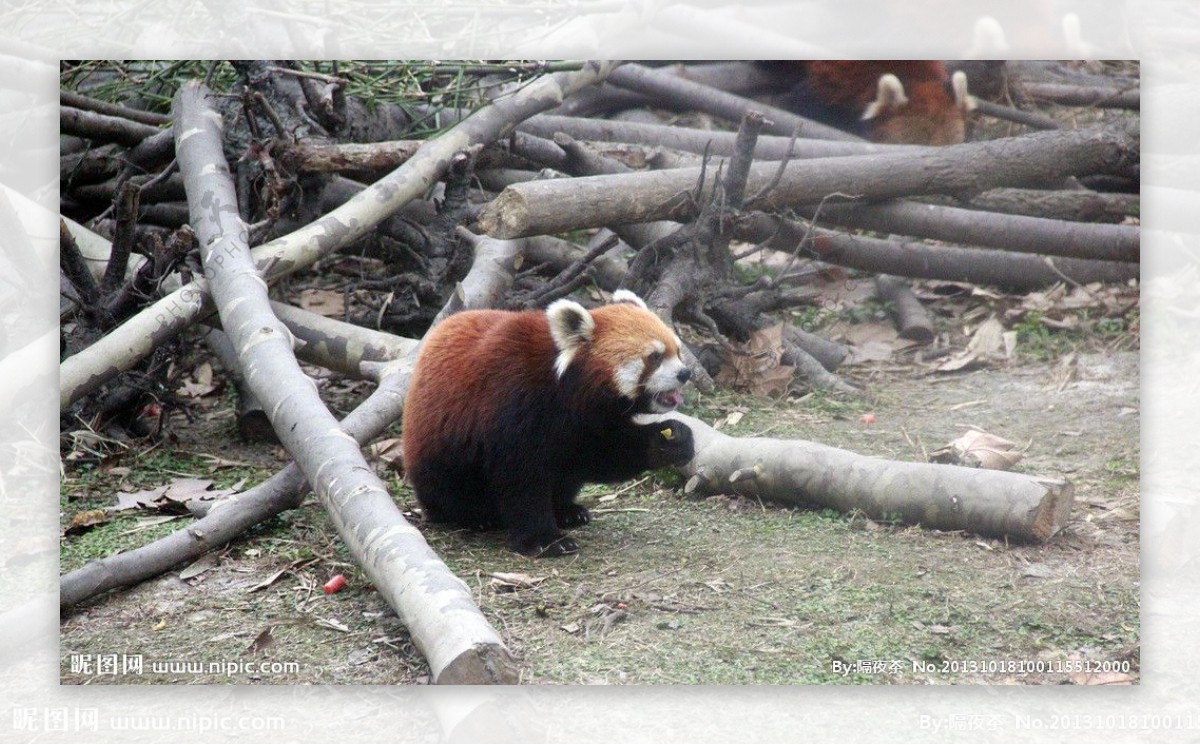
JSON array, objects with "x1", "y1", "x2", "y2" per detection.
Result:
[
  {"x1": 271, "y1": 301, "x2": 419, "y2": 379},
  {"x1": 60, "y1": 105, "x2": 163, "y2": 146},
  {"x1": 1021, "y1": 82, "x2": 1139, "y2": 109},
  {"x1": 607, "y1": 62, "x2": 859, "y2": 142},
  {"x1": 731, "y1": 212, "x2": 1139, "y2": 291},
  {"x1": 476, "y1": 122, "x2": 1138, "y2": 239},
  {"x1": 654, "y1": 413, "x2": 1074, "y2": 543},
  {"x1": 60, "y1": 60, "x2": 616, "y2": 411},
  {"x1": 875, "y1": 275, "x2": 934, "y2": 344},
  {"x1": 958, "y1": 188, "x2": 1139, "y2": 223},
  {"x1": 812, "y1": 199, "x2": 1139, "y2": 262},
  {"x1": 172, "y1": 81, "x2": 514, "y2": 685},
  {"x1": 971, "y1": 99, "x2": 1061, "y2": 131},
  {"x1": 519, "y1": 114, "x2": 899, "y2": 160}
]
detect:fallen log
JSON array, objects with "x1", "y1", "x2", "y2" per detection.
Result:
[
  {"x1": 476, "y1": 122, "x2": 1138, "y2": 239},
  {"x1": 171, "y1": 81, "x2": 517, "y2": 685},
  {"x1": 656, "y1": 413, "x2": 1074, "y2": 543}
]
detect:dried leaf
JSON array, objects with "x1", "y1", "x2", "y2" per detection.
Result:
[
  {"x1": 967, "y1": 316, "x2": 1005, "y2": 357},
  {"x1": 712, "y1": 410, "x2": 745, "y2": 430},
  {"x1": 1020, "y1": 563, "x2": 1055, "y2": 579},
  {"x1": 177, "y1": 361, "x2": 219, "y2": 398},
  {"x1": 1070, "y1": 670, "x2": 1136, "y2": 685},
  {"x1": 112, "y1": 485, "x2": 169, "y2": 512},
  {"x1": 179, "y1": 553, "x2": 220, "y2": 580},
  {"x1": 836, "y1": 321, "x2": 899, "y2": 365},
  {"x1": 714, "y1": 324, "x2": 795, "y2": 396},
  {"x1": 115, "y1": 479, "x2": 239, "y2": 515},
  {"x1": 246, "y1": 558, "x2": 317, "y2": 593},
  {"x1": 936, "y1": 350, "x2": 982, "y2": 373},
  {"x1": 929, "y1": 428, "x2": 1024, "y2": 470},
  {"x1": 246, "y1": 627, "x2": 275, "y2": 655},
  {"x1": 64, "y1": 509, "x2": 110, "y2": 536},
  {"x1": 848, "y1": 339, "x2": 894, "y2": 364},
  {"x1": 367, "y1": 437, "x2": 405, "y2": 467},
  {"x1": 197, "y1": 454, "x2": 257, "y2": 469}
]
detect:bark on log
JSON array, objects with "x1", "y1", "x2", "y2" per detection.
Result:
[
  {"x1": 875, "y1": 275, "x2": 934, "y2": 344},
  {"x1": 520, "y1": 114, "x2": 900, "y2": 160},
  {"x1": 476, "y1": 122, "x2": 1138, "y2": 240},
  {"x1": 1021, "y1": 82, "x2": 1140, "y2": 109},
  {"x1": 958, "y1": 188, "x2": 1139, "y2": 223},
  {"x1": 60, "y1": 90, "x2": 172, "y2": 127},
  {"x1": 172, "y1": 81, "x2": 516, "y2": 685},
  {"x1": 971, "y1": 99, "x2": 1062, "y2": 131},
  {"x1": 271, "y1": 301, "x2": 419, "y2": 379},
  {"x1": 60, "y1": 106, "x2": 162, "y2": 146},
  {"x1": 814, "y1": 200, "x2": 1139, "y2": 263},
  {"x1": 657, "y1": 413, "x2": 1075, "y2": 543},
  {"x1": 607, "y1": 62, "x2": 859, "y2": 142},
  {"x1": 60, "y1": 60, "x2": 617, "y2": 411},
  {"x1": 732, "y1": 212, "x2": 1139, "y2": 291}
]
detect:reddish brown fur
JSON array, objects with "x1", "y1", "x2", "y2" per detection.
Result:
[
  {"x1": 799, "y1": 61, "x2": 969, "y2": 146},
  {"x1": 402, "y1": 309, "x2": 552, "y2": 470}
]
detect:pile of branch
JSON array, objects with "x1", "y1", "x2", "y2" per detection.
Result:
[{"x1": 58, "y1": 60, "x2": 1138, "y2": 683}]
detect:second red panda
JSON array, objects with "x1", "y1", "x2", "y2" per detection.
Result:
[{"x1": 780, "y1": 61, "x2": 975, "y2": 146}]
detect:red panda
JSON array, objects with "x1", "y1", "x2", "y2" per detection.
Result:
[
  {"x1": 401, "y1": 290, "x2": 694, "y2": 557},
  {"x1": 779, "y1": 61, "x2": 975, "y2": 145}
]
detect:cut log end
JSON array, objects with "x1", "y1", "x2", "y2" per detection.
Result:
[
  {"x1": 1029, "y1": 478, "x2": 1075, "y2": 542},
  {"x1": 434, "y1": 643, "x2": 521, "y2": 685}
]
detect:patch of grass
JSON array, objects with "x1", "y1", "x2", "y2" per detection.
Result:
[{"x1": 1013, "y1": 311, "x2": 1078, "y2": 361}]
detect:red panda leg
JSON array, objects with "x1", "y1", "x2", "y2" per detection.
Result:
[
  {"x1": 552, "y1": 478, "x2": 591, "y2": 529},
  {"x1": 494, "y1": 475, "x2": 579, "y2": 557},
  {"x1": 409, "y1": 460, "x2": 501, "y2": 529}
]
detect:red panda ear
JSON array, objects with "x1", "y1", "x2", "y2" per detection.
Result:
[
  {"x1": 547, "y1": 298, "x2": 595, "y2": 355},
  {"x1": 952, "y1": 70, "x2": 976, "y2": 112},
  {"x1": 611, "y1": 289, "x2": 648, "y2": 310},
  {"x1": 862, "y1": 73, "x2": 908, "y2": 121}
]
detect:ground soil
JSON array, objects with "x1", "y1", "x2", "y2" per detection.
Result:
[{"x1": 59, "y1": 339, "x2": 1139, "y2": 686}]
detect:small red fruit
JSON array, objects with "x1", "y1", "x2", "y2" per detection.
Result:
[{"x1": 323, "y1": 574, "x2": 347, "y2": 594}]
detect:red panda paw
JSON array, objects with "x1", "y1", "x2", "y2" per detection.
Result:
[
  {"x1": 512, "y1": 532, "x2": 580, "y2": 558},
  {"x1": 555, "y1": 504, "x2": 592, "y2": 529},
  {"x1": 644, "y1": 420, "x2": 696, "y2": 469}
]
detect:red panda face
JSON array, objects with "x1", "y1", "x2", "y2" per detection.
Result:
[
  {"x1": 547, "y1": 291, "x2": 690, "y2": 413},
  {"x1": 861, "y1": 69, "x2": 975, "y2": 146}
]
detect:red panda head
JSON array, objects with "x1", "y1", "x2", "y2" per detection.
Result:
[
  {"x1": 547, "y1": 290, "x2": 690, "y2": 413},
  {"x1": 861, "y1": 70, "x2": 975, "y2": 146}
]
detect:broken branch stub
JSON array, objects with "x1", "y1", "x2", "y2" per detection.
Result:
[{"x1": 662, "y1": 413, "x2": 1073, "y2": 543}]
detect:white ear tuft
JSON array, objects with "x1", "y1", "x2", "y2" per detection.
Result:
[
  {"x1": 546, "y1": 298, "x2": 595, "y2": 354},
  {"x1": 862, "y1": 73, "x2": 908, "y2": 121},
  {"x1": 611, "y1": 289, "x2": 648, "y2": 309},
  {"x1": 951, "y1": 70, "x2": 976, "y2": 112}
]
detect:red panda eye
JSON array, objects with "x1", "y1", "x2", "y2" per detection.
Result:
[{"x1": 647, "y1": 350, "x2": 663, "y2": 365}]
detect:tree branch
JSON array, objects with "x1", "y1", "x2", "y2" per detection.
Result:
[{"x1": 171, "y1": 81, "x2": 515, "y2": 685}]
